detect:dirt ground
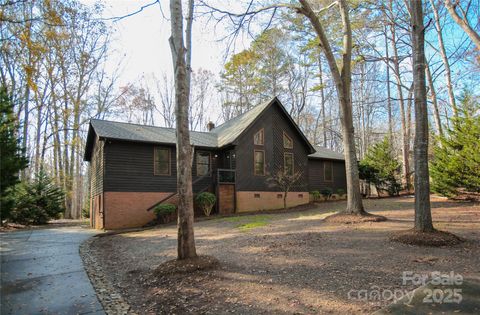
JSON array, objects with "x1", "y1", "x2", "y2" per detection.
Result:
[{"x1": 88, "y1": 196, "x2": 480, "y2": 314}]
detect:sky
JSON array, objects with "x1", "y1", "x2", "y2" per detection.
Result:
[{"x1": 84, "y1": 0, "x2": 248, "y2": 88}]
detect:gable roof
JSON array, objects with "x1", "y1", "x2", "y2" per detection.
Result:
[
  {"x1": 209, "y1": 99, "x2": 272, "y2": 147},
  {"x1": 309, "y1": 146, "x2": 345, "y2": 161},
  {"x1": 84, "y1": 97, "x2": 342, "y2": 161}
]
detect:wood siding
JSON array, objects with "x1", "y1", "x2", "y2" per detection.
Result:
[
  {"x1": 90, "y1": 137, "x2": 104, "y2": 196},
  {"x1": 308, "y1": 159, "x2": 347, "y2": 193},
  {"x1": 234, "y1": 104, "x2": 310, "y2": 192},
  {"x1": 103, "y1": 140, "x2": 215, "y2": 193}
]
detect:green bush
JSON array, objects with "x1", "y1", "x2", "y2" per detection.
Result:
[
  {"x1": 336, "y1": 188, "x2": 345, "y2": 197},
  {"x1": 310, "y1": 190, "x2": 321, "y2": 202},
  {"x1": 82, "y1": 206, "x2": 90, "y2": 219},
  {"x1": 10, "y1": 170, "x2": 65, "y2": 225},
  {"x1": 153, "y1": 203, "x2": 176, "y2": 217},
  {"x1": 320, "y1": 188, "x2": 333, "y2": 200},
  {"x1": 195, "y1": 192, "x2": 216, "y2": 216}
]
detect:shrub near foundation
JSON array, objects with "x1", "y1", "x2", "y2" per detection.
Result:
[
  {"x1": 195, "y1": 192, "x2": 216, "y2": 216},
  {"x1": 153, "y1": 203, "x2": 176, "y2": 223}
]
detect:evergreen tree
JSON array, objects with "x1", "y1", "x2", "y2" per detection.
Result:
[
  {"x1": 10, "y1": 170, "x2": 65, "y2": 225},
  {"x1": 359, "y1": 136, "x2": 402, "y2": 196},
  {"x1": 431, "y1": 91, "x2": 480, "y2": 197},
  {"x1": 0, "y1": 86, "x2": 28, "y2": 223}
]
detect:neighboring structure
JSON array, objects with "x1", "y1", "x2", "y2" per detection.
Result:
[{"x1": 84, "y1": 97, "x2": 346, "y2": 229}]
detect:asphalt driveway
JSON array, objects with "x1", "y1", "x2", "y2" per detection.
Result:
[{"x1": 0, "y1": 225, "x2": 104, "y2": 315}]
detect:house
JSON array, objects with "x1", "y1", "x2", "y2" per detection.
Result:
[{"x1": 84, "y1": 97, "x2": 346, "y2": 229}]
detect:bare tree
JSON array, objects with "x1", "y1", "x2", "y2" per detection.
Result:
[
  {"x1": 169, "y1": 0, "x2": 197, "y2": 259},
  {"x1": 429, "y1": 0, "x2": 458, "y2": 116},
  {"x1": 267, "y1": 170, "x2": 303, "y2": 210},
  {"x1": 444, "y1": 0, "x2": 480, "y2": 50},
  {"x1": 411, "y1": 0, "x2": 434, "y2": 232}
]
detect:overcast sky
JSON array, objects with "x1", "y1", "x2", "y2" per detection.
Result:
[{"x1": 81, "y1": 0, "x2": 249, "y2": 88}]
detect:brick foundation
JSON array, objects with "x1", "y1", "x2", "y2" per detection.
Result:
[
  {"x1": 236, "y1": 191, "x2": 309, "y2": 212},
  {"x1": 103, "y1": 192, "x2": 174, "y2": 230}
]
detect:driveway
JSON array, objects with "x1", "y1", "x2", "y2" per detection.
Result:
[{"x1": 0, "y1": 225, "x2": 104, "y2": 315}]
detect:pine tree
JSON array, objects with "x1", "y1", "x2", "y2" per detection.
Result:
[
  {"x1": 0, "y1": 86, "x2": 28, "y2": 223},
  {"x1": 359, "y1": 137, "x2": 402, "y2": 196},
  {"x1": 431, "y1": 91, "x2": 480, "y2": 197}
]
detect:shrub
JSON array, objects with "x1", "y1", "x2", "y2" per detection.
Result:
[
  {"x1": 153, "y1": 203, "x2": 176, "y2": 217},
  {"x1": 82, "y1": 206, "x2": 90, "y2": 219},
  {"x1": 310, "y1": 190, "x2": 321, "y2": 202},
  {"x1": 10, "y1": 170, "x2": 65, "y2": 225},
  {"x1": 336, "y1": 188, "x2": 345, "y2": 197},
  {"x1": 195, "y1": 192, "x2": 216, "y2": 216},
  {"x1": 320, "y1": 188, "x2": 333, "y2": 200}
]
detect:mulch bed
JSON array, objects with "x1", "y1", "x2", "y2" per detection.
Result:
[
  {"x1": 390, "y1": 228, "x2": 465, "y2": 246},
  {"x1": 323, "y1": 212, "x2": 387, "y2": 224},
  {"x1": 154, "y1": 255, "x2": 219, "y2": 275}
]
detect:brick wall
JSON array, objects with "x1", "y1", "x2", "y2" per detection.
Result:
[
  {"x1": 236, "y1": 191, "x2": 309, "y2": 212},
  {"x1": 103, "y1": 192, "x2": 175, "y2": 229}
]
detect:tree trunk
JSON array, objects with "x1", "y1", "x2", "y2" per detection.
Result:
[
  {"x1": 384, "y1": 25, "x2": 393, "y2": 143},
  {"x1": 411, "y1": 0, "x2": 434, "y2": 232},
  {"x1": 444, "y1": 0, "x2": 480, "y2": 50},
  {"x1": 169, "y1": 0, "x2": 197, "y2": 259},
  {"x1": 388, "y1": 4, "x2": 411, "y2": 191},
  {"x1": 429, "y1": 0, "x2": 458, "y2": 116},
  {"x1": 425, "y1": 63, "x2": 443, "y2": 137},
  {"x1": 319, "y1": 56, "x2": 327, "y2": 147},
  {"x1": 299, "y1": 0, "x2": 365, "y2": 214}
]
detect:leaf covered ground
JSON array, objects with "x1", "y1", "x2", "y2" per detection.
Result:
[{"x1": 87, "y1": 196, "x2": 480, "y2": 314}]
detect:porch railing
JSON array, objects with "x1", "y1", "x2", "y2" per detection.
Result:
[{"x1": 217, "y1": 168, "x2": 235, "y2": 184}]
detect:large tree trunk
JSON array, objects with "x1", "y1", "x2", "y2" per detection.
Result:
[
  {"x1": 411, "y1": 0, "x2": 434, "y2": 232},
  {"x1": 299, "y1": 0, "x2": 365, "y2": 214},
  {"x1": 169, "y1": 0, "x2": 197, "y2": 259},
  {"x1": 444, "y1": 0, "x2": 480, "y2": 50},
  {"x1": 429, "y1": 0, "x2": 458, "y2": 116}
]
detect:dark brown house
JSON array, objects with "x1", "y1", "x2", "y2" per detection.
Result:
[{"x1": 84, "y1": 98, "x2": 346, "y2": 229}]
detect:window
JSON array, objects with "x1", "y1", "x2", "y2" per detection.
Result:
[
  {"x1": 277, "y1": 194, "x2": 283, "y2": 199},
  {"x1": 254, "y1": 129, "x2": 264, "y2": 145},
  {"x1": 254, "y1": 193, "x2": 261, "y2": 198},
  {"x1": 283, "y1": 132, "x2": 293, "y2": 149},
  {"x1": 154, "y1": 147, "x2": 170, "y2": 175},
  {"x1": 284, "y1": 153, "x2": 294, "y2": 176},
  {"x1": 324, "y1": 161, "x2": 333, "y2": 182},
  {"x1": 254, "y1": 150, "x2": 265, "y2": 175},
  {"x1": 196, "y1": 151, "x2": 211, "y2": 176}
]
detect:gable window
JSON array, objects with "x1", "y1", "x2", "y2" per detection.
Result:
[
  {"x1": 324, "y1": 161, "x2": 333, "y2": 182},
  {"x1": 196, "y1": 151, "x2": 211, "y2": 176},
  {"x1": 284, "y1": 152, "x2": 294, "y2": 176},
  {"x1": 254, "y1": 150, "x2": 265, "y2": 176},
  {"x1": 283, "y1": 132, "x2": 293, "y2": 149},
  {"x1": 154, "y1": 147, "x2": 170, "y2": 175},
  {"x1": 254, "y1": 129, "x2": 264, "y2": 145}
]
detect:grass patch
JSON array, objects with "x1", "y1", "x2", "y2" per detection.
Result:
[
  {"x1": 237, "y1": 220, "x2": 268, "y2": 231},
  {"x1": 221, "y1": 216, "x2": 243, "y2": 222}
]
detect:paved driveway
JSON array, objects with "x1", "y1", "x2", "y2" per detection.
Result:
[{"x1": 0, "y1": 225, "x2": 104, "y2": 315}]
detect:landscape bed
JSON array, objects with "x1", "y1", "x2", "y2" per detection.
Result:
[{"x1": 84, "y1": 196, "x2": 480, "y2": 314}]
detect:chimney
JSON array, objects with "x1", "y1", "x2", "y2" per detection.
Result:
[{"x1": 207, "y1": 121, "x2": 215, "y2": 131}]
